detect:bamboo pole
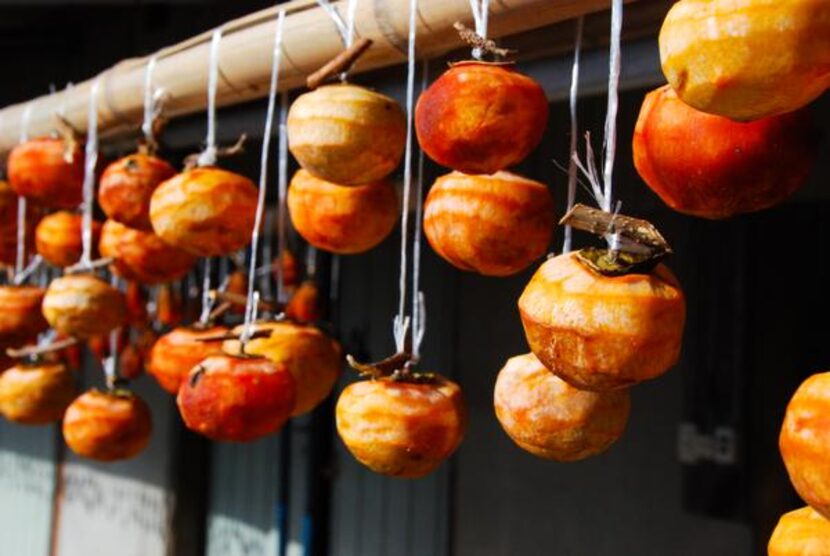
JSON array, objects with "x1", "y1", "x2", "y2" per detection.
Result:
[{"x1": 0, "y1": 0, "x2": 625, "y2": 154}]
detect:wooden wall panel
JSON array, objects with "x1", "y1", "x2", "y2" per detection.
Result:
[{"x1": 0, "y1": 424, "x2": 58, "y2": 556}]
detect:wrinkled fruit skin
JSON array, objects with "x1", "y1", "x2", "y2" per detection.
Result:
[
  {"x1": 63, "y1": 389, "x2": 152, "y2": 461},
  {"x1": 336, "y1": 376, "x2": 466, "y2": 478},
  {"x1": 659, "y1": 0, "x2": 830, "y2": 121},
  {"x1": 35, "y1": 211, "x2": 102, "y2": 268},
  {"x1": 780, "y1": 372, "x2": 830, "y2": 519},
  {"x1": 0, "y1": 285, "x2": 48, "y2": 345},
  {"x1": 494, "y1": 353, "x2": 630, "y2": 461},
  {"x1": 177, "y1": 355, "x2": 296, "y2": 442},
  {"x1": 423, "y1": 171, "x2": 554, "y2": 276},
  {"x1": 633, "y1": 85, "x2": 818, "y2": 219},
  {"x1": 42, "y1": 274, "x2": 126, "y2": 339},
  {"x1": 768, "y1": 506, "x2": 830, "y2": 556},
  {"x1": 288, "y1": 169, "x2": 398, "y2": 254},
  {"x1": 99, "y1": 219, "x2": 196, "y2": 284},
  {"x1": 8, "y1": 137, "x2": 85, "y2": 208},
  {"x1": 149, "y1": 167, "x2": 258, "y2": 257},
  {"x1": 288, "y1": 84, "x2": 406, "y2": 185},
  {"x1": 518, "y1": 252, "x2": 686, "y2": 392},
  {"x1": 223, "y1": 321, "x2": 341, "y2": 416},
  {"x1": 98, "y1": 153, "x2": 176, "y2": 231},
  {"x1": 146, "y1": 325, "x2": 227, "y2": 394},
  {"x1": 415, "y1": 62, "x2": 549, "y2": 174},
  {"x1": 0, "y1": 363, "x2": 75, "y2": 424}
]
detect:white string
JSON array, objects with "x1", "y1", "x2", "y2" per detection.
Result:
[
  {"x1": 392, "y1": 0, "x2": 418, "y2": 353},
  {"x1": 142, "y1": 54, "x2": 159, "y2": 145},
  {"x1": 275, "y1": 91, "x2": 290, "y2": 304},
  {"x1": 410, "y1": 59, "x2": 429, "y2": 359},
  {"x1": 563, "y1": 16, "x2": 584, "y2": 255},
  {"x1": 14, "y1": 103, "x2": 34, "y2": 278},
  {"x1": 602, "y1": 0, "x2": 623, "y2": 212},
  {"x1": 315, "y1": 0, "x2": 350, "y2": 46},
  {"x1": 104, "y1": 275, "x2": 121, "y2": 387},
  {"x1": 80, "y1": 79, "x2": 100, "y2": 268},
  {"x1": 197, "y1": 29, "x2": 222, "y2": 168},
  {"x1": 344, "y1": 0, "x2": 359, "y2": 47},
  {"x1": 468, "y1": 0, "x2": 490, "y2": 58},
  {"x1": 242, "y1": 10, "x2": 286, "y2": 344},
  {"x1": 20, "y1": 102, "x2": 33, "y2": 143},
  {"x1": 198, "y1": 258, "x2": 213, "y2": 324},
  {"x1": 59, "y1": 82, "x2": 73, "y2": 119}
]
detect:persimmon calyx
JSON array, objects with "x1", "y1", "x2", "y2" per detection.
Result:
[
  {"x1": 346, "y1": 352, "x2": 436, "y2": 384},
  {"x1": 560, "y1": 204, "x2": 672, "y2": 276},
  {"x1": 453, "y1": 22, "x2": 516, "y2": 61}
]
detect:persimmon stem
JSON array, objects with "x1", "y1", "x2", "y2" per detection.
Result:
[
  {"x1": 6, "y1": 337, "x2": 79, "y2": 359},
  {"x1": 559, "y1": 204, "x2": 671, "y2": 255},
  {"x1": 453, "y1": 22, "x2": 514, "y2": 60},
  {"x1": 65, "y1": 257, "x2": 114, "y2": 275},
  {"x1": 307, "y1": 37, "x2": 373, "y2": 89}
]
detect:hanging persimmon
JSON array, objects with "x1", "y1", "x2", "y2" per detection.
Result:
[
  {"x1": 156, "y1": 283, "x2": 183, "y2": 328},
  {"x1": 8, "y1": 136, "x2": 85, "y2": 208},
  {"x1": 780, "y1": 372, "x2": 830, "y2": 520},
  {"x1": 224, "y1": 270, "x2": 248, "y2": 315},
  {"x1": 125, "y1": 281, "x2": 148, "y2": 325},
  {"x1": 118, "y1": 344, "x2": 144, "y2": 381},
  {"x1": 42, "y1": 274, "x2": 127, "y2": 339},
  {"x1": 768, "y1": 506, "x2": 830, "y2": 556},
  {"x1": 149, "y1": 167, "x2": 258, "y2": 257},
  {"x1": 99, "y1": 219, "x2": 196, "y2": 284},
  {"x1": 146, "y1": 325, "x2": 227, "y2": 394},
  {"x1": 223, "y1": 321, "x2": 341, "y2": 416},
  {"x1": 63, "y1": 389, "x2": 152, "y2": 461},
  {"x1": 659, "y1": 0, "x2": 830, "y2": 121},
  {"x1": 494, "y1": 353, "x2": 630, "y2": 461},
  {"x1": 35, "y1": 211, "x2": 102, "y2": 268},
  {"x1": 0, "y1": 179, "x2": 34, "y2": 268},
  {"x1": 0, "y1": 285, "x2": 48, "y2": 345},
  {"x1": 518, "y1": 251, "x2": 686, "y2": 391},
  {"x1": 98, "y1": 153, "x2": 176, "y2": 231},
  {"x1": 287, "y1": 169, "x2": 398, "y2": 255},
  {"x1": 633, "y1": 85, "x2": 818, "y2": 219},
  {"x1": 177, "y1": 354, "x2": 296, "y2": 442},
  {"x1": 287, "y1": 84, "x2": 406, "y2": 185},
  {"x1": 415, "y1": 62, "x2": 548, "y2": 174},
  {"x1": 272, "y1": 249, "x2": 300, "y2": 291},
  {"x1": 336, "y1": 374, "x2": 466, "y2": 478},
  {"x1": 0, "y1": 362, "x2": 76, "y2": 425},
  {"x1": 285, "y1": 281, "x2": 322, "y2": 324},
  {"x1": 423, "y1": 171, "x2": 554, "y2": 276}
]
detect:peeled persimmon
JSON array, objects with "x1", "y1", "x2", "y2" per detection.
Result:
[
  {"x1": 518, "y1": 252, "x2": 686, "y2": 391},
  {"x1": 494, "y1": 353, "x2": 629, "y2": 461},
  {"x1": 336, "y1": 375, "x2": 466, "y2": 478}
]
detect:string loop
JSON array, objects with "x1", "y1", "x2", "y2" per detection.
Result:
[
  {"x1": 142, "y1": 54, "x2": 161, "y2": 148},
  {"x1": 563, "y1": 16, "x2": 584, "y2": 255},
  {"x1": 467, "y1": 0, "x2": 490, "y2": 59},
  {"x1": 79, "y1": 79, "x2": 100, "y2": 269},
  {"x1": 392, "y1": 0, "x2": 420, "y2": 355},
  {"x1": 196, "y1": 29, "x2": 223, "y2": 168},
  {"x1": 241, "y1": 10, "x2": 286, "y2": 344}
]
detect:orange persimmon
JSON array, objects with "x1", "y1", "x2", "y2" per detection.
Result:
[
  {"x1": 423, "y1": 171, "x2": 554, "y2": 276},
  {"x1": 287, "y1": 169, "x2": 398, "y2": 255},
  {"x1": 336, "y1": 375, "x2": 466, "y2": 478},
  {"x1": 177, "y1": 354, "x2": 296, "y2": 442},
  {"x1": 780, "y1": 372, "x2": 830, "y2": 520},
  {"x1": 518, "y1": 252, "x2": 686, "y2": 391},
  {"x1": 0, "y1": 362, "x2": 75, "y2": 424},
  {"x1": 8, "y1": 136, "x2": 85, "y2": 208},
  {"x1": 98, "y1": 153, "x2": 176, "y2": 231},
  {"x1": 42, "y1": 274, "x2": 126, "y2": 339},
  {"x1": 146, "y1": 325, "x2": 227, "y2": 394},
  {"x1": 494, "y1": 353, "x2": 630, "y2": 461},
  {"x1": 35, "y1": 211, "x2": 102, "y2": 268},
  {"x1": 633, "y1": 85, "x2": 817, "y2": 219},
  {"x1": 415, "y1": 62, "x2": 548, "y2": 174},
  {"x1": 149, "y1": 167, "x2": 258, "y2": 257},
  {"x1": 99, "y1": 219, "x2": 196, "y2": 284},
  {"x1": 63, "y1": 389, "x2": 152, "y2": 461},
  {"x1": 287, "y1": 84, "x2": 406, "y2": 185}
]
